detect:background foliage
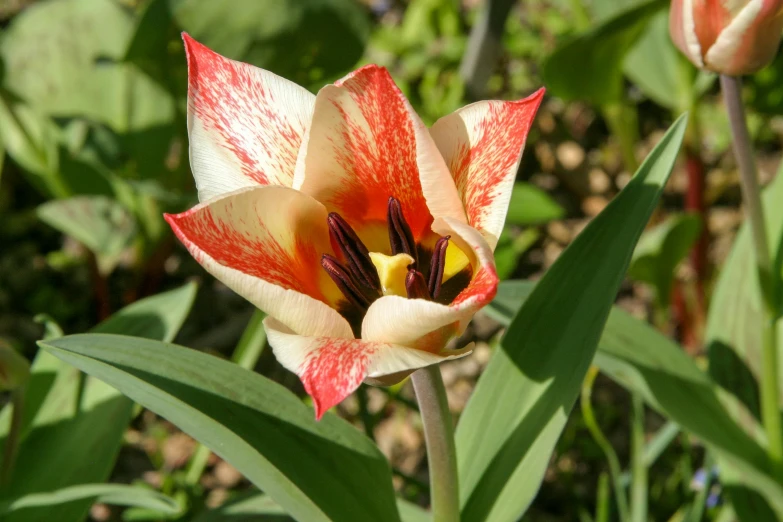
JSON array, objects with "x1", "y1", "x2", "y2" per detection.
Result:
[{"x1": 1, "y1": 0, "x2": 783, "y2": 521}]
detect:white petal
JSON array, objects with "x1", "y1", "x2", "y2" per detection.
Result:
[
  {"x1": 430, "y1": 89, "x2": 544, "y2": 250},
  {"x1": 184, "y1": 34, "x2": 315, "y2": 201},
  {"x1": 165, "y1": 186, "x2": 351, "y2": 339},
  {"x1": 264, "y1": 317, "x2": 471, "y2": 419}
]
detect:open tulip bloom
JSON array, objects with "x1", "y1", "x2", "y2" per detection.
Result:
[
  {"x1": 670, "y1": 0, "x2": 783, "y2": 75},
  {"x1": 166, "y1": 34, "x2": 543, "y2": 418}
]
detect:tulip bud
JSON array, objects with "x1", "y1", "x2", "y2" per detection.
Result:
[
  {"x1": 0, "y1": 343, "x2": 30, "y2": 392},
  {"x1": 670, "y1": 0, "x2": 783, "y2": 75}
]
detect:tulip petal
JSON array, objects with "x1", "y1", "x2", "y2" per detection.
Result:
[
  {"x1": 429, "y1": 89, "x2": 544, "y2": 250},
  {"x1": 362, "y1": 218, "x2": 498, "y2": 351},
  {"x1": 294, "y1": 65, "x2": 466, "y2": 240},
  {"x1": 265, "y1": 317, "x2": 471, "y2": 419},
  {"x1": 183, "y1": 33, "x2": 315, "y2": 200},
  {"x1": 165, "y1": 186, "x2": 352, "y2": 339},
  {"x1": 704, "y1": 0, "x2": 783, "y2": 75},
  {"x1": 670, "y1": 0, "x2": 705, "y2": 67}
]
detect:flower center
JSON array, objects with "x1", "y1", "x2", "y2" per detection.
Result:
[{"x1": 319, "y1": 197, "x2": 470, "y2": 326}]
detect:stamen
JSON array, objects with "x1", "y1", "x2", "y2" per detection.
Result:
[
  {"x1": 321, "y1": 254, "x2": 372, "y2": 311},
  {"x1": 428, "y1": 236, "x2": 450, "y2": 299},
  {"x1": 406, "y1": 269, "x2": 430, "y2": 299},
  {"x1": 327, "y1": 213, "x2": 381, "y2": 291},
  {"x1": 387, "y1": 197, "x2": 417, "y2": 266}
]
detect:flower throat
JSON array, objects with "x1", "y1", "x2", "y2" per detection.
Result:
[{"x1": 320, "y1": 197, "x2": 469, "y2": 319}]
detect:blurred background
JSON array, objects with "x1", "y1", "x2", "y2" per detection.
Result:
[{"x1": 2, "y1": 0, "x2": 782, "y2": 520}]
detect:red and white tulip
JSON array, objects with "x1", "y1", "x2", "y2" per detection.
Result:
[
  {"x1": 670, "y1": 0, "x2": 783, "y2": 75},
  {"x1": 166, "y1": 34, "x2": 544, "y2": 418}
]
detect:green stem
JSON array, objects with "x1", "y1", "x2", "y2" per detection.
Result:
[
  {"x1": 1, "y1": 386, "x2": 25, "y2": 490},
  {"x1": 603, "y1": 102, "x2": 640, "y2": 174},
  {"x1": 581, "y1": 367, "x2": 629, "y2": 521},
  {"x1": 720, "y1": 74, "x2": 783, "y2": 480},
  {"x1": 185, "y1": 309, "x2": 267, "y2": 486},
  {"x1": 231, "y1": 309, "x2": 267, "y2": 369},
  {"x1": 630, "y1": 394, "x2": 647, "y2": 522},
  {"x1": 411, "y1": 365, "x2": 459, "y2": 522}
]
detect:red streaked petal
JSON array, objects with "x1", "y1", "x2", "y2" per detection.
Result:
[
  {"x1": 165, "y1": 186, "x2": 352, "y2": 339},
  {"x1": 294, "y1": 65, "x2": 465, "y2": 241},
  {"x1": 670, "y1": 0, "x2": 705, "y2": 67},
  {"x1": 430, "y1": 89, "x2": 544, "y2": 250},
  {"x1": 703, "y1": 0, "x2": 783, "y2": 75},
  {"x1": 264, "y1": 317, "x2": 471, "y2": 419},
  {"x1": 184, "y1": 33, "x2": 315, "y2": 200},
  {"x1": 361, "y1": 217, "x2": 497, "y2": 351}
]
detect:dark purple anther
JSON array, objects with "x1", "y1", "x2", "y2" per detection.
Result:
[
  {"x1": 387, "y1": 197, "x2": 417, "y2": 266},
  {"x1": 321, "y1": 254, "x2": 372, "y2": 310},
  {"x1": 428, "y1": 236, "x2": 450, "y2": 299},
  {"x1": 405, "y1": 269, "x2": 430, "y2": 299},
  {"x1": 327, "y1": 212, "x2": 381, "y2": 291}
]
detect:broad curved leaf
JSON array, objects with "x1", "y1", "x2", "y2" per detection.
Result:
[{"x1": 39, "y1": 334, "x2": 399, "y2": 522}]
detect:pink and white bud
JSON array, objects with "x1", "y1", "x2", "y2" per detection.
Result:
[{"x1": 670, "y1": 0, "x2": 783, "y2": 75}]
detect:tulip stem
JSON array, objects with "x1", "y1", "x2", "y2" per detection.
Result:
[
  {"x1": 412, "y1": 365, "x2": 460, "y2": 522},
  {"x1": 720, "y1": 74, "x2": 783, "y2": 481}
]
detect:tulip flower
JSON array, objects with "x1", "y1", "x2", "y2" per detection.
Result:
[
  {"x1": 670, "y1": 0, "x2": 783, "y2": 75},
  {"x1": 166, "y1": 34, "x2": 543, "y2": 418}
]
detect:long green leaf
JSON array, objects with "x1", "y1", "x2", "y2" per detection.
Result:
[
  {"x1": 0, "y1": 283, "x2": 197, "y2": 522},
  {"x1": 487, "y1": 280, "x2": 783, "y2": 518},
  {"x1": 0, "y1": 484, "x2": 180, "y2": 516},
  {"x1": 455, "y1": 115, "x2": 687, "y2": 522},
  {"x1": 706, "y1": 164, "x2": 783, "y2": 426},
  {"x1": 39, "y1": 334, "x2": 399, "y2": 522}
]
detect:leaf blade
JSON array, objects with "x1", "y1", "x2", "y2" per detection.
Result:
[{"x1": 456, "y1": 115, "x2": 687, "y2": 521}]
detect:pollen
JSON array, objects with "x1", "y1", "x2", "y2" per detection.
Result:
[{"x1": 369, "y1": 252, "x2": 415, "y2": 297}]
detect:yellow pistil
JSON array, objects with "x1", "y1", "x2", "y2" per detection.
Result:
[
  {"x1": 442, "y1": 241, "x2": 470, "y2": 282},
  {"x1": 369, "y1": 252, "x2": 414, "y2": 297}
]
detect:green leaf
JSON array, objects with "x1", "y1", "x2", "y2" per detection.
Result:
[
  {"x1": 487, "y1": 280, "x2": 783, "y2": 519},
  {"x1": 190, "y1": 493, "x2": 430, "y2": 522},
  {"x1": 505, "y1": 182, "x2": 564, "y2": 226},
  {"x1": 170, "y1": 0, "x2": 370, "y2": 88},
  {"x1": 622, "y1": 12, "x2": 692, "y2": 111},
  {"x1": 39, "y1": 334, "x2": 400, "y2": 522},
  {"x1": 37, "y1": 196, "x2": 136, "y2": 274},
  {"x1": 1, "y1": 0, "x2": 175, "y2": 133},
  {"x1": 191, "y1": 492, "x2": 289, "y2": 522},
  {"x1": 0, "y1": 93, "x2": 60, "y2": 195},
  {"x1": 541, "y1": 0, "x2": 666, "y2": 105},
  {"x1": 628, "y1": 212, "x2": 701, "y2": 304},
  {"x1": 0, "y1": 283, "x2": 197, "y2": 522},
  {"x1": 0, "y1": 484, "x2": 180, "y2": 517},
  {"x1": 704, "y1": 156, "x2": 783, "y2": 521},
  {"x1": 455, "y1": 115, "x2": 687, "y2": 521},
  {"x1": 706, "y1": 163, "x2": 783, "y2": 428}
]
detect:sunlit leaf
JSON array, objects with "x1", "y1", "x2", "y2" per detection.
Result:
[
  {"x1": 505, "y1": 182, "x2": 564, "y2": 226},
  {"x1": 486, "y1": 280, "x2": 783, "y2": 520},
  {"x1": 1, "y1": 0, "x2": 175, "y2": 133},
  {"x1": 456, "y1": 115, "x2": 686, "y2": 521},
  {"x1": 39, "y1": 334, "x2": 400, "y2": 522},
  {"x1": 37, "y1": 196, "x2": 136, "y2": 274}
]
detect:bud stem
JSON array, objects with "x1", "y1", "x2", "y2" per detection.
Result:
[
  {"x1": 411, "y1": 365, "x2": 459, "y2": 522},
  {"x1": 720, "y1": 74, "x2": 783, "y2": 481}
]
